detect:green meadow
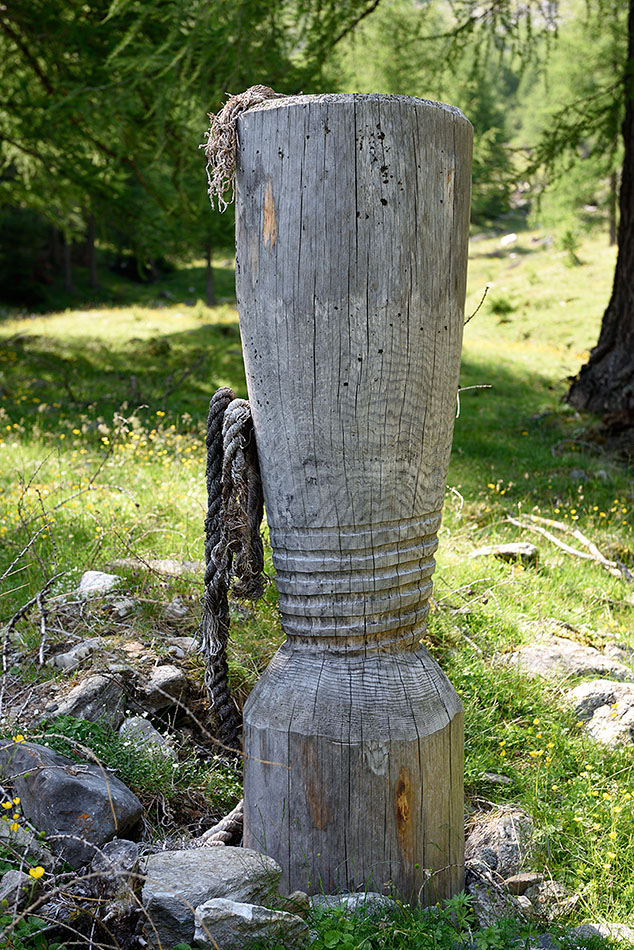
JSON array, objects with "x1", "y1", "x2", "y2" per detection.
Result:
[{"x1": 1, "y1": 227, "x2": 633, "y2": 946}]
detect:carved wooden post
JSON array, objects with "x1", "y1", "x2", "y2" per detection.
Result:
[{"x1": 236, "y1": 94, "x2": 472, "y2": 903}]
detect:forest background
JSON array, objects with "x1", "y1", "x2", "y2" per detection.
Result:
[{"x1": 0, "y1": 0, "x2": 625, "y2": 309}]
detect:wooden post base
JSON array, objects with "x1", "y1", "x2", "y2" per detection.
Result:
[{"x1": 243, "y1": 644, "x2": 464, "y2": 902}]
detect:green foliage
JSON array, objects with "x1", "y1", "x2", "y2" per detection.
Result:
[
  {"x1": 488, "y1": 294, "x2": 516, "y2": 318},
  {"x1": 0, "y1": 0, "x2": 393, "y2": 304},
  {"x1": 0, "y1": 915, "x2": 60, "y2": 950},
  {"x1": 35, "y1": 716, "x2": 242, "y2": 815},
  {"x1": 518, "y1": 0, "x2": 626, "y2": 235}
]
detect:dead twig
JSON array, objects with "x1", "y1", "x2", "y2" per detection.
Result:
[
  {"x1": 456, "y1": 384, "x2": 492, "y2": 418},
  {"x1": 0, "y1": 525, "x2": 48, "y2": 583},
  {"x1": 507, "y1": 515, "x2": 633, "y2": 582},
  {"x1": 0, "y1": 572, "x2": 65, "y2": 717},
  {"x1": 464, "y1": 283, "x2": 490, "y2": 325},
  {"x1": 36, "y1": 589, "x2": 48, "y2": 666}
]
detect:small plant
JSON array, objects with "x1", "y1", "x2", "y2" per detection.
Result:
[
  {"x1": 0, "y1": 914, "x2": 58, "y2": 950},
  {"x1": 560, "y1": 229, "x2": 583, "y2": 266},
  {"x1": 488, "y1": 294, "x2": 516, "y2": 321}
]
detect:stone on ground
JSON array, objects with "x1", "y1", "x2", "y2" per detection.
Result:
[
  {"x1": 570, "y1": 922, "x2": 634, "y2": 946},
  {"x1": 138, "y1": 665, "x2": 187, "y2": 713},
  {"x1": 164, "y1": 598, "x2": 188, "y2": 621},
  {"x1": 45, "y1": 673, "x2": 126, "y2": 728},
  {"x1": 465, "y1": 807, "x2": 534, "y2": 877},
  {"x1": 141, "y1": 847, "x2": 282, "y2": 949},
  {"x1": 119, "y1": 716, "x2": 176, "y2": 759},
  {"x1": 47, "y1": 637, "x2": 103, "y2": 671},
  {"x1": 194, "y1": 898, "x2": 309, "y2": 950},
  {"x1": 90, "y1": 838, "x2": 139, "y2": 899},
  {"x1": 0, "y1": 869, "x2": 35, "y2": 909},
  {"x1": 568, "y1": 680, "x2": 634, "y2": 746},
  {"x1": 0, "y1": 741, "x2": 142, "y2": 868},
  {"x1": 466, "y1": 872, "x2": 530, "y2": 927},
  {"x1": 505, "y1": 636, "x2": 633, "y2": 681},
  {"x1": 0, "y1": 815, "x2": 54, "y2": 868},
  {"x1": 78, "y1": 571, "x2": 121, "y2": 597},
  {"x1": 504, "y1": 872, "x2": 544, "y2": 895}
]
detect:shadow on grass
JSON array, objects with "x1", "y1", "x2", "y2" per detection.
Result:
[
  {"x1": 0, "y1": 318, "x2": 247, "y2": 435},
  {"x1": 4, "y1": 313, "x2": 628, "y2": 516},
  {"x1": 0, "y1": 255, "x2": 238, "y2": 318}
]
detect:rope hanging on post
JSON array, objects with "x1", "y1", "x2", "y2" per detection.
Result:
[
  {"x1": 201, "y1": 85, "x2": 285, "y2": 211},
  {"x1": 201, "y1": 387, "x2": 264, "y2": 751}
]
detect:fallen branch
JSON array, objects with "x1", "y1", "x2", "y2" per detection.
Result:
[
  {"x1": 0, "y1": 572, "x2": 65, "y2": 716},
  {"x1": 0, "y1": 524, "x2": 49, "y2": 583},
  {"x1": 507, "y1": 515, "x2": 633, "y2": 582}
]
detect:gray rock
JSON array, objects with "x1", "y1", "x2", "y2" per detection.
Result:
[
  {"x1": 470, "y1": 542, "x2": 538, "y2": 563},
  {"x1": 78, "y1": 571, "x2": 121, "y2": 597},
  {"x1": 525, "y1": 880, "x2": 572, "y2": 919},
  {"x1": 139, "y1": 665, "x2": 187, "y2": 713},
  {"x1": 0, "y1": 741, "x2": 142, "y2": 868},
  {"x1": 604, "y1": 642, "x2": 634, "y2": 665},
  {"x1": 568, "y1": 680, "x2": 634, "y2": 746},
  {"x1": 282, "y1": 890, "x2": 310, "y2": 917},
  {"x1": 505, "y1": 636, "x2": 633, "y2": 681},
  {"x1": 47, "y1": 638, "x2": 103, "y2": 670},
  {"x1": 467, "y1": 879, "x2": 527, "y2": 927},
  {"x1": 90, "y1": 838, "x2": 139, "y2": 899},
  {"x1": 164, "y1": 599, "x2": 188, "y2": 621},
  {"x1": 110, "y1": 597, "x2": 140, "y2": 620},
  {"x1": 194, "y1": 898, "x2": 309, "y2": 950},
  {"x1": 310, "y1": 892, "x2": 393, "y2": 916},
  {"x1": 515, "y1": 895, "x2": 534, "y2": 916},
  {"x1": 569, "y1": 469, "x2": 587, "y2": 482},
  {"x1": 46, "y1": 674, "x2": 126, "y2": 728},
  {"x1": 0, "y1": 869, "x2": 35, "y2": 909},
  {"x1": 570, "y1": 922, "x2": 634, "y2": 946},
  {"x1": 472, "y1": 847, "x2": 498, "y2": 871},
  {"x1": 119, "y1": 717, "x2": 176, "y2": 759},
  {"x1": 532, "y1": 935, "x2": 560, "y2": 950},
  {"x1": 465, "y1": 808, "x2": 534, "y2": 878},
  {"x1": 166, "y1": 636, "x2": 196, "y2": 659},
  {"x1": 141, "y1": 847, "x2": 281, "y2": 949},
  {"x1": 480, "y1": 772, "x2": 513, "y2": 786},
  {"x1": 504, "y1": 872, "x2": 544, "y2": 895}
]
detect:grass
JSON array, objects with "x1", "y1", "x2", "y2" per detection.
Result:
[{"x1": 0, "y1": 228, "x2": 633, "y2": 947}]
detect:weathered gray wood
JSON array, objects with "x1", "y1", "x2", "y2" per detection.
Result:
[{"x1": 236, "y1": 94, "x2": 472, "y2": 902}]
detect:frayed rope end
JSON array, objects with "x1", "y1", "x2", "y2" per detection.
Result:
[{"x1": 201, "y1": 85, "x2": 286, "y2": 212}]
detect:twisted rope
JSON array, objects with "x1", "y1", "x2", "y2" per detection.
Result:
[
  {"x1": 196, "y1": 798, "x2": 244, "y2": 847},
  {"x1": 200, "y1": 388, "x2": 264, "y2": 751},
  {"x1": 201, "y1": 84, "x2": 285, "y2": 211}
]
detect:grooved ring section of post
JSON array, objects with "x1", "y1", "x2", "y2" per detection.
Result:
[{"x1": 270, "y1": 513, "x2": 441, "y2": 649}]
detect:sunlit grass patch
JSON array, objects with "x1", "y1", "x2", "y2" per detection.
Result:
[{"x1": 1, "y1": 227, "x2": 633, "y2": 936}]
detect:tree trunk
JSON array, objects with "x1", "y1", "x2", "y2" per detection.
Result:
[
  {"x1": 567, "y1": 0, "x2": 634, "y2": 415},
  {"x1": 609, "y1": 171, "x2": 618, "y2": 247},
  {"x1": 87, "y1": 213, "x2": 98, "y2": 288},
  {"x1": 205, "y1": 242, "x2": 216, "y2": 306},
  {"x1": 236, "y1": 94, "x2": 472, "y2": 903},
  {"x1": 62, "y1": 233, "x2": 74, "y2": 293}
]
